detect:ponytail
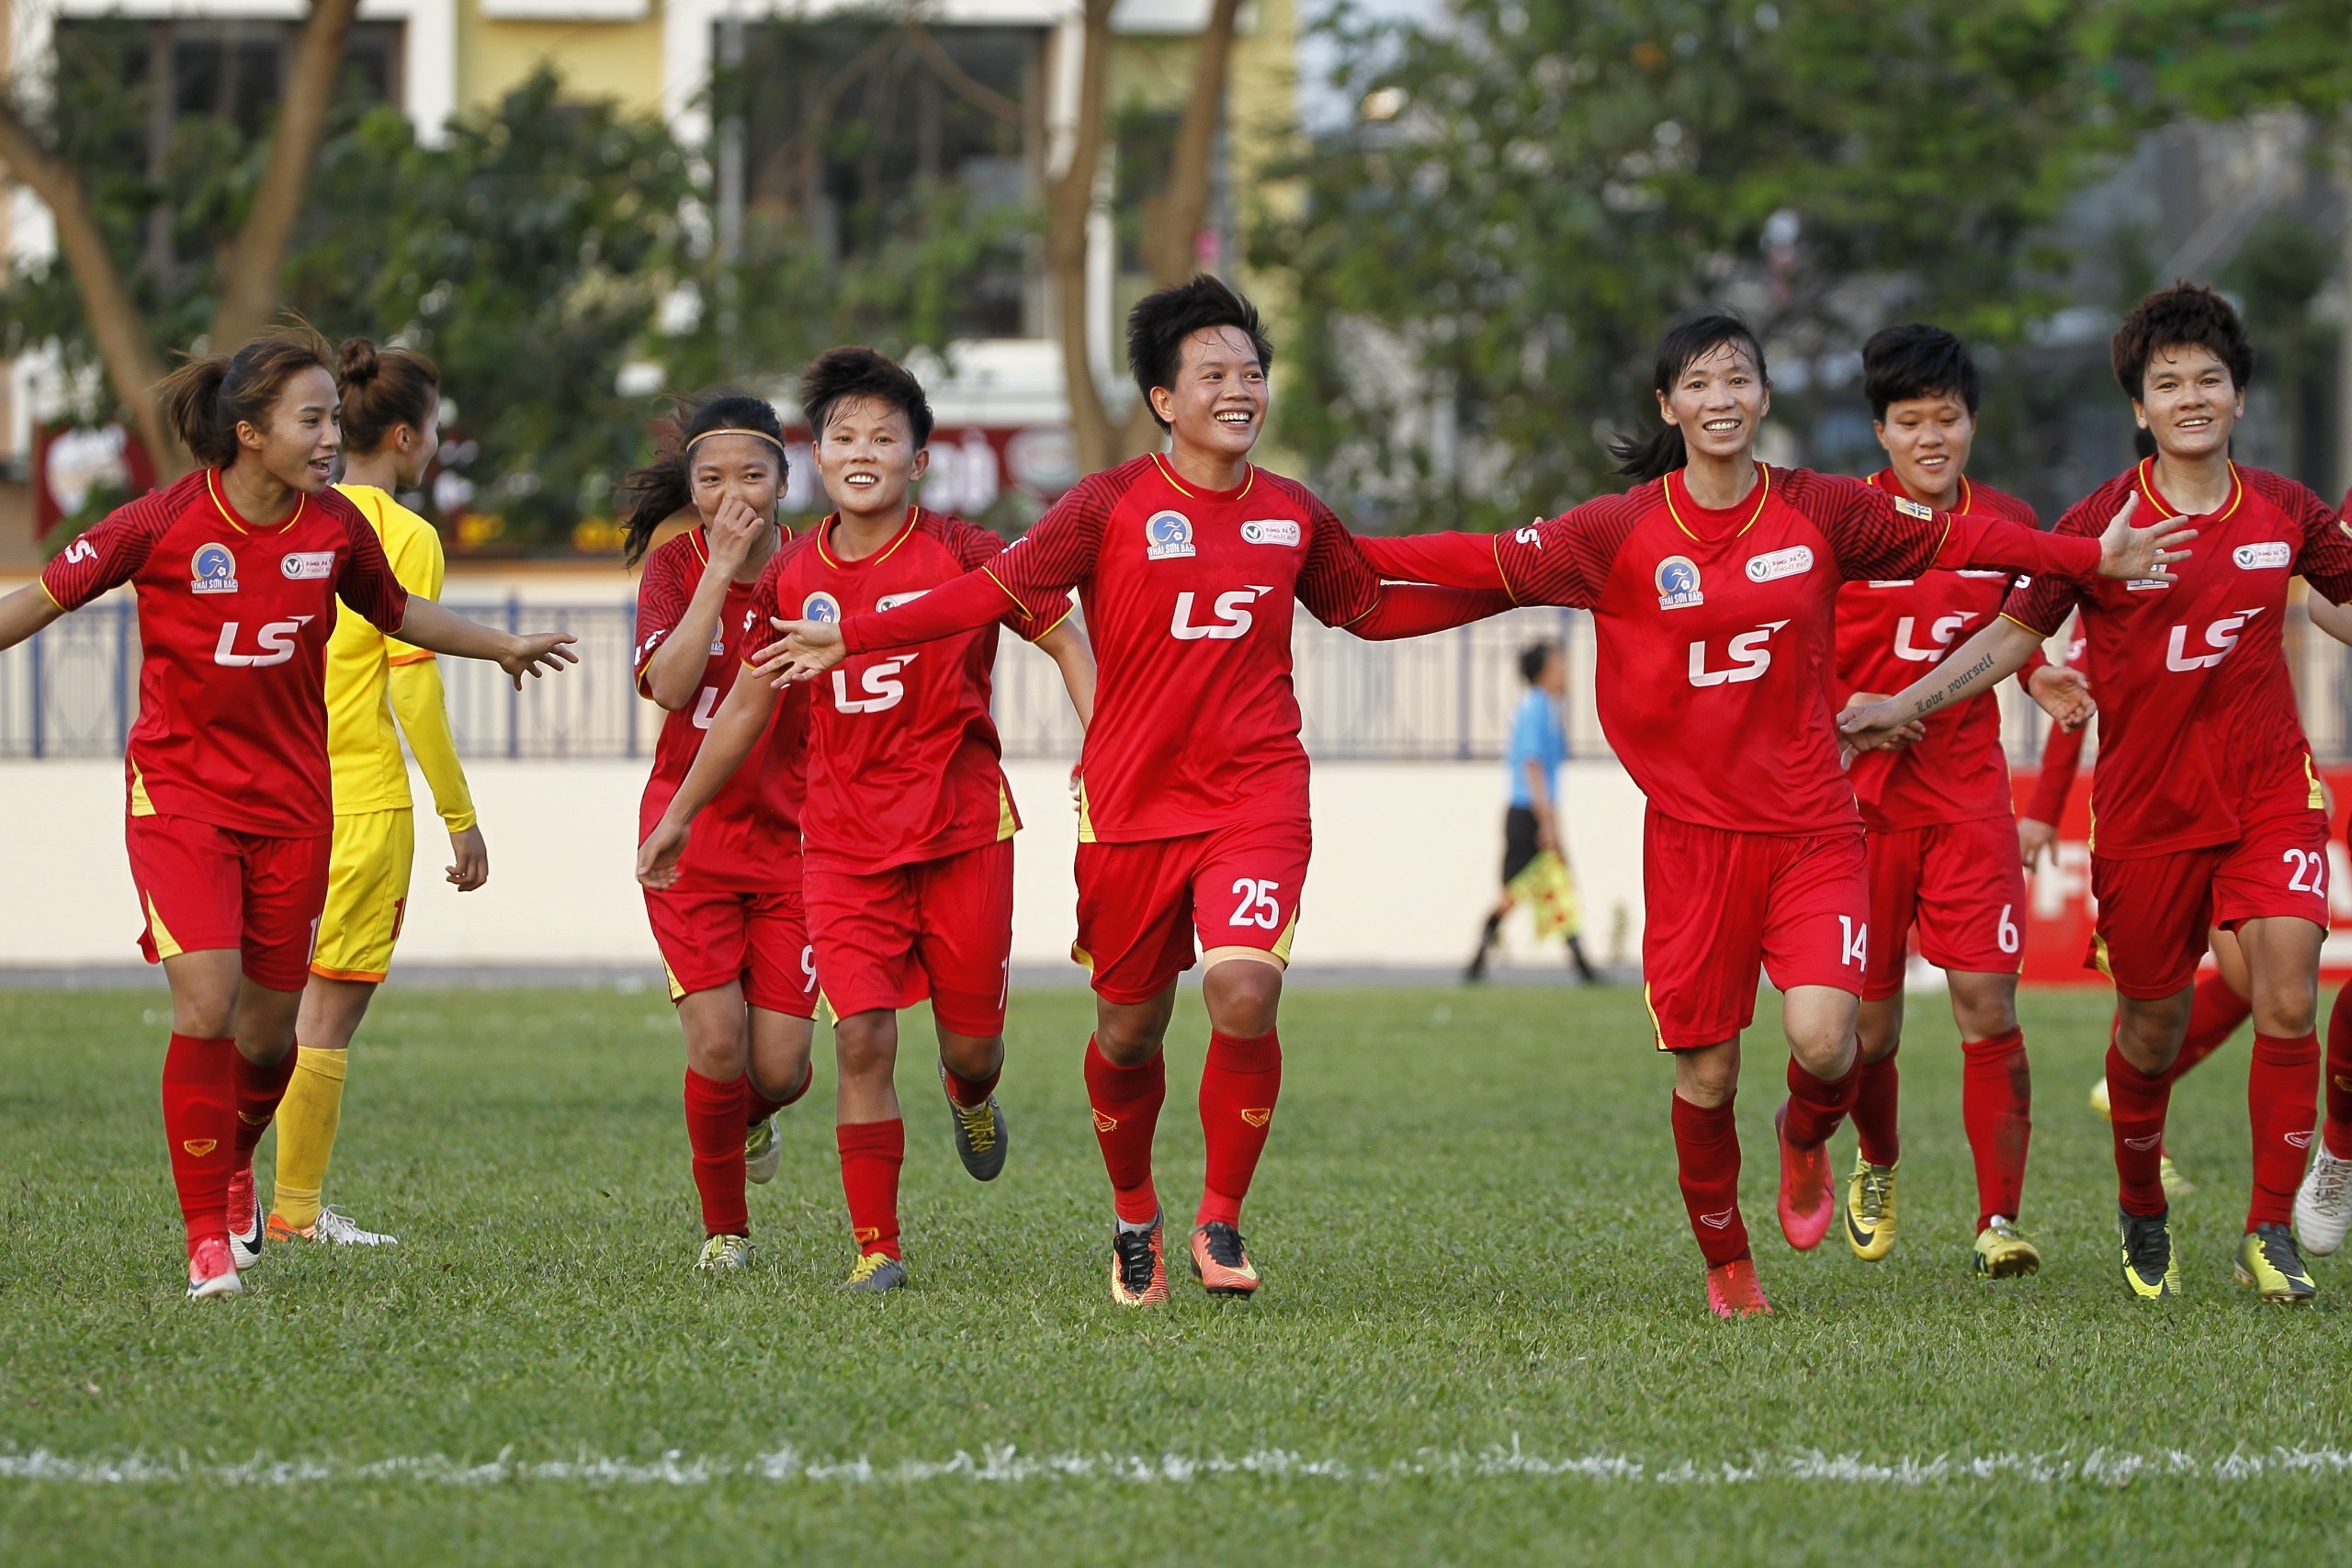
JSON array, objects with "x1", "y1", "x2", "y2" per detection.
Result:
[
  {"x1": 616, "y1": 389, "x2": 789, "y2": 566},
  {"x1": 1609, "y1": 425, "x2": 1689, "y2": 482},
  {"x1": 157, "y1": 325, "x2": 334, "y2": 469},
  {"x1": 337, "y1": 336, "x2": 441, "y2": 456},
  {"x1": 1607, "y1": 310, "x2": 1768, "y2": 484}
]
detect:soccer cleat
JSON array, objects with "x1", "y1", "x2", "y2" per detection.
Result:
[
  {"x1": 2159, "y1": 1152, "x2": 2196, "y2": 1200},
  {"x1": 695, "y1": 1234, "x2": 754, "y2": 1273},
  {"x1": 744, "y1": 1115, "x2": 781, "y2": 1186},
  {"x1": 839, "y1": 1251, "x2": 908, "y2": 1293},
  {"x1": 1110, "y1": 1217, "x2": 1169, "y2": 1307},
  {"x1": 939, "y1": 1063, "x2": 1008, "y2": 1183},
  {"x1": 2089, "y1": 1076, "x2": 2110, "y2": 1121},
  {"x1": 186, "y1": 1237, "x2": 242, "y2": 1301},
  {"x1": 266, "y1": 1206, "x2": 397, "y2": 1247},
  {"x1": 2117, "y1": 1208, "x2": 2179, "y2": 1301},
  {"x1": 1190, "y1": 1222, "x2": 1261, "y2": 1297},
  {"x1": 1973, "y1": 1216, "x2": 2041, "y2": 1280},
  {"x1": 227, "y1": 1166, "x2": 265, "y2": 1271},
  {"x1": 1842, "y1": 1153, "x2": 1899, "y2": 1262},
  {"x1": 2294, "y1": 1143, "x2": 2352, "y2": 1257},
  {"x1": 2235, "y1": 1224, "x2": 2317, "y2": 1305},
  {"x1": 1705, "y1": 1256, "x2": 1771, "y2": 1318},
  {"x1": 1774, "y1": 1100, "x2": 1835, "y2": 1252}
]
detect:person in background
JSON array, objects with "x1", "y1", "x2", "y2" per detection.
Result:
[{"x1": 1466, "y1": 638, "x2": 1600, "y2": 984}]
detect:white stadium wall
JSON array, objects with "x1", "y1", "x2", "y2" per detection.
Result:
[{"x1": 0, "y1": 759, "x2": 1650, "y2": 975}]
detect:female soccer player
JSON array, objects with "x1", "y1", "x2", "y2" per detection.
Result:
[
  {"x1": 0, "y1": 329, "x2": 575, "y2": 1299},
  {"x1": 1846, "y1": 284, "x2": 2352, "y2": 1303},
  {"x1": 624, "y1": 393, "x2": 819, "y2": 1274},
  {"x1": 264, "y1": 338, "x2": 484, "y2": 1253},
  {"x1": 641, "y1": 349, "x2": 1096, "y2": 1292},
  {"x1": 758, "y1": 282, "x2": 1529, "y2": 1308},
  {"x1": 1358, "y1": 313, "x2": 2188, "y2": 1317}
]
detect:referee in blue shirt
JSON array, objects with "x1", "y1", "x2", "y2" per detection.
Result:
[{"x1": 1467, "y1": 639, "x2": 1600, "y2": 982}]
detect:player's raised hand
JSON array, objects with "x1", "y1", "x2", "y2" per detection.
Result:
[
  {"x1": 756, "y1": 616, "x2": 848, "y2": 686},
  {"x1": 2094, "y1": 493, "x2": 2195, "y2": 582},
  {"x1": 447, "y1": 824, "x2": 489, "y2": 892},
  {"x1": 705, "y1": 493, "x2": 769, "y2": 574},
  {"x1": 2025, "y1": 662, "x2": 2095, "y2": 730},
  {"x1": 498, "y1": 630, "x2": 579, "y2": 688},
  {"x1": 637, "y1": 820, "x2": 691, "y2": 889}
]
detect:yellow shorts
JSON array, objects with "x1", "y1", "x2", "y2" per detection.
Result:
[{"x1": 311, "y1": 808, "x2": 416, "y2": 983}]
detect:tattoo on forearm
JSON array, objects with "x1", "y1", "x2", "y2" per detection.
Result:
[{"x1": 1916, "y1": 650, "x2": 1996, "y2": 718}]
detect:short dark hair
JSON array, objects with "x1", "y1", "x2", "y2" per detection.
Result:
[
  {"x1": 1519, "y1": 640, "x2": 1559, "y2": 685},
  {"x1": 1126, "y1": 275, "x2": 1274, "y2": 431},
  {"x1": 800, "y1": 345, "x2": 934, "y2": 449},
  {"x1": 1861, "y1": 323, "x2": 1979, "y2": 421},
  {"x1": 2111, "y1": 282, "x2": 2253, "y2": 400},
  {"x1": 1607, "y1": 311, "x2": 1769, "y2": 482}
]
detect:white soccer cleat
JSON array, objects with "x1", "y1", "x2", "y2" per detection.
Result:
[
  {"x1": 744, "y1": 1116, "x2": 781, "y2": 1186},
  {"x1": 695, "y1": 1234, "x2": 754, "y2": 1272},
  {"x1": 227, "y1": 1166, "x2": 266, "y2": 1271},
  {"x1": 187, "y1": 1237, "x2": 243, "y2": 1301},
  {"x1": 266, "y1": 1205, "x2": 398, "y2": 1247},
  {"x1": 2294, "y1": 1141, "x2": 2352, "y2": 1257}
]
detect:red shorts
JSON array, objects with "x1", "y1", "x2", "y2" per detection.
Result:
[
  {"x1": 2091, "y1": 809, "x2": 2331, "y2": 998},
  {"x1": 1861, "y1": 814, "x2": 2027, "y2": 1000},
  {"x1": 1642, "y1": 810, "x2": 1868, "y2": 1050},
  {"x1": 125, "y1": 813, "x2": 329, "y2": 992},
  {"x1": 1074, "y1": 816, "x2": 1311, "y2": 1006},
  {"x1": 801, "y1": 838, "x2": 1014, "y2": 1036},
  {"x1": 645, "y1": 875, "x2": 816, "y2": 1018}
]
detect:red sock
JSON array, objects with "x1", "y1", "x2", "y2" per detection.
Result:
[
  {"x1": 684, "y1": 1069, "x2": 750, "y2": 1236},
  {"x1": 1781, "y1": 1054, "x2": 1859, "y2": 1148},
  {"x1": 1671, "y1": 1092, "x2": 1748, "y2": 1267},
  {"x1": 1850, "y1": 1047, "x2": 1900, "y2": 1168},
  {"x1": 2247, "y1": 1032, "x2": 2319, "y2": 1231},
  {"x1": 161, "y1": 1032, "x2": 235, "y2": 1255},
  {"x1": 230, "y1": 1047, "x2": 299, "y2": 1166},
  {"x1": 2324, "y1": 988, "x2": 2352, "y2": 1158},
  {"x1": 1197, "y1": 1029, "x2": 1282, "y2": 1228},
  {"x1": 944, "y1": 1060, "x2": 1001, "y2": 1110},
  {"x1": 745, "y1": 1060, "x2": 813, "y2": 1128},
  {"x1": 1960, "y1": 1028, "x2": 2031, "y2": 1230},
  {"x1": 836, "y1": 1119, "x2": 904, "y2": 1258},
  {"x1": 1083, "y1": 1036, "x2": 1164, "y2": 1225},
  {"x1": 2106, "y1": 1043, "x2": 2172, "y2": 1216},
  {"x1": 2166, "y1": 972, "x2": 2251, "y2": 1085}
]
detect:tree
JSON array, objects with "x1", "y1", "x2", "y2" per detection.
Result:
[
  {"x1": 1047, "y1": 0, "x2": 1246, "y2": 472},
  {"x1": 0, "y1": 0, "x2": 361, "y2": 475}
]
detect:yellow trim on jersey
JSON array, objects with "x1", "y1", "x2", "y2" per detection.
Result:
[
  {"x1": 1664, "y1": 462, "x2": 1770, "y2": 542},
  {"x1": 1028, "y1": 595, "x2": 1076, "y2": 640},
  {"x1": 38, "y1": 581, "x2": 64, "y2": 612},
  {"x1": 2308, "y1": 754, "x2": 2325, "y2": 811},
  {"x1": 976, "y1": 564, "x2": 1034, "y2": 623},
  {"x1": 1070, "y1": 942, "x2": 1095, "y2": 972},
  {"x1": 996, "y1": 782, "x2": 1019, "y2": 840},
  {"x1": 2134, "y1": 457, "x2": 2244, "y2": 525},
  {"x1": 145, "y1": 893, "x2": 182, "y2": 960},
  {"x1": 1149, "y1": 453, "x2": 1256, "y2": 503},
  {"x1": 2090, "y1": 931, "x2": 2114, "y2": 980},
  {"x1": 664, "y1": 959, "x2": 687, "y2": 1002},
  {"x1": 1075, "y1": 779, "x2": 1097, "y2": 844},
  {"x1": 1998, "y1": 610, "x2": 2059, "y2": 641},
  {"x1": 816, "y1": 508, "x2": 922, "y2": 570},
  {"x1": 1644, "y1": 981, "x2": 1668, "y2": 1052},
  {"x1": 205, "y1": 468, "x2": 304, "y2": 536},
  {"x1": 1270, "y1": 908, "x2": 1299, "y2": 965},
  {"x1": 128, "y1": 764, "x2": 155, "y2": 818}
]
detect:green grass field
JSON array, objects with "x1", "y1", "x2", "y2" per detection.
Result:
[{"x1": 3, "y1": 982, "x2": 2349, "y2": 1565}]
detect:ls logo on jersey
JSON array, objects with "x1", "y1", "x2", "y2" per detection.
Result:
[
  {"x1": 1171, "y1": 587, "x2": 1271, "y2": 641},
  {"x1": 190, "y1": 543, "x2": 239, "y2": 594},
  {"x1": 801, "y1": 592, "x2": 842, "y2": 624},
  {"x1": 2234, "y1": 541, "x2": 2291, "y2": 570},
  {"x1": 1895, "y1": 612, "x2": 1973, "y2": 661},
  {"x1": 832, "y1": 654, "x2": 917, "y2": 714},
  {"x1": 213, "y1": 616, "x2": 313, "y2": 669},
  {"x1": 2165, "y1": 608, "x2": 2262, "y2": 672},
  {"x1": 1240, "y1": 519, "x2": 1301, "y2": 547},
  {"x1": 279, "y1": 550, "x2": 336, "y2": 581},
  {"x1": 1744, "y1": 546, "x2": 1813, "y2": 583},
  {"x1": 1145, "y1": 511, "x2": 1196, "y2": 560},
  {"x1": 1656, "y1": 556, "x2": 1703, "y2": 610},
  {"x1": 1687, "y1": 621, "x2": 1789, "y2": 687}
]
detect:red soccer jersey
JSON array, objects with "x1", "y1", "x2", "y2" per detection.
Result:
[
  {"x1": 748, "y1": 507, "x2": 1068, "y2": 875},
  {"x1": 1833, "y1": 471, "x2": 2041, "y2": 830},
  {"x1": 634, "y1": 526, "x2": 808, "y2": 889},
  {"x1": 40, "y1": 469, "x2": 409, "y2": 836},
  {"x1": 2004, "y1": 460, "x2": 2352, "y2": 858},
  {"x1": 977, "y1": 454, "x2": 1383, "y2": 842},
  {"x1": 1363, "y1": 463, "x2": 2098, "y2": 837}
]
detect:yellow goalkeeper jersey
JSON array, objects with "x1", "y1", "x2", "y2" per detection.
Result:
[{"x1": 324, "y1": 484, "x2": 476, "y2": 828}]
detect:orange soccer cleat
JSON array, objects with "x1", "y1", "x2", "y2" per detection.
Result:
[
  {"x1": 1189, "y1": 1222, "x2": 1261, "y2": 1298},
  {"x1": 1774, "y1": 1100, "x2": 1836, "y2": 1252},
  {"x1": 1110, "y1": 1215, "x2": 1170, "y2": 1307}
]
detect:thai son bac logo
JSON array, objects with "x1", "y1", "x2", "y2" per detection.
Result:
[
  {"x1": 1145, "y1": 510, "x2": 1196, "y2": 560},
  {"x1": 190, "y1": 543, "x2": 238, "y2": 594},
  {"x1": 1656, "y1": 555, "x2": 1702, "y2": 610},
  {"x1": 801, "y1": 592, "x2": 842, "y2": 624}
]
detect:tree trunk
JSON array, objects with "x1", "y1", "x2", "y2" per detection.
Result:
[
  {"x1": 0, "y1": 103, "x2": 189, "y2": 475},
  {"x1": 1144, "y1": 0, "x2": 1242, "y2": 289},
  {"x1": 209, "y1": 0, "x2": 362, "y2": 348},
  {"x1": 1046, "y1": 0, "x2": 1121, "y2": 474}
]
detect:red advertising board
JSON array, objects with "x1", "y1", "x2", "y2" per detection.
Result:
[{"x1": 2012, "y1": 763, "x2": 2352, "y2": 985}]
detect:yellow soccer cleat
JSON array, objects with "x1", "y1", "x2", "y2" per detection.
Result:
[
  {"x1": 1973, "y1": 1215, "x2": 2041, "y2": 1280},
  {"x1": 2118, "y1": 1208, "x2": 2179, "y2": 1301},
  {"x1": 1842, "y1": 1153, "x2": 1898, "y2": 1261},
  {"x1": 2088, "y1": 1077, "x2": 2110, "y2": 1122},
  {"x1": 839, "y1": 1251, "x2": 908, "y2": 1293},
  {"x1": 2159, "y1": 1152, "x2": 2196, "y2": 1200},
  {"x1": 2233, "y1": 1224, "x2": 2316, "y2": 1305}
]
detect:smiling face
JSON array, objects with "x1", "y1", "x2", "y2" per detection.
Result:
[
  {"x1": 813, "y1": 395, "x2": 926, "y2": 521},
  {"x1": 1151, "y1": 326, "x2": 1268, "y2": 466},
  {"x1": 688, "y1": 430, "x2": 785, "y2": 525},
  {"x1": 1874, "y1": 391, "x2": 1974, "y2": 501},
  {"x1": 2133, "y1": 344, "x2": 2242, "y2": 462},
  {"x1": 237, "y1": 365, "x2": 342, "y2": 494},
  {"x1": 1657, "y1": 341, "x2": 1770, "y2": 466}
]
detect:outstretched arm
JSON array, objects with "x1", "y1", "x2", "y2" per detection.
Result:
[
  {"x1": 1356, "y1": 531, "x2": 1513, "y2": 593},
  {"x1": 1344, "y1": 581, "x2": 1519, "y2": 639},
  {"x1": 1839, "y1": 616, "x2": 2047, "y2": 752},
  {"x1": 636, "y1": 674, "x2": 780, "y2": 888},
  {"x1": 0, "y1": 583, "x2": 65, "y2": 652},
  {"x1": 395, "y1": 598, "x2": 579, "y2": 689}
]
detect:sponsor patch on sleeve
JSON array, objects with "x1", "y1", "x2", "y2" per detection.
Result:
[{"x1": 1892, "y1": 496, "x2": 1934, "y2": 521}]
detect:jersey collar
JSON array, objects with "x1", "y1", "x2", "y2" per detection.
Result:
[
  {"x1": 1871, "y1": 467, "x2": 1971, "y2": 515},
  {"x1": 206, "y1": 468, "x2": 307, "y2": 535},
  {"x1": 2133, "y1": 457, "x2": 2243, "y2": 525},
  {"x1": 1150, "y1": 451, "x2": 1256, "y2": 502},
  {"x1": 817, "y1": 506, "x2": 921, "y2": 570},
  {"x1": 1664, "y1": 462, "x2": 1770, "y2": 541}
]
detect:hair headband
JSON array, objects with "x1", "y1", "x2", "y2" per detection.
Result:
[{"x1": 684, "y1": 426, "x2": 789, "y2": 459}]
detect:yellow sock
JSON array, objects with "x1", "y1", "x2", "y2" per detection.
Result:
[{"x1": 270, "y1": 1046, "x2": 348, "y2": 1230}]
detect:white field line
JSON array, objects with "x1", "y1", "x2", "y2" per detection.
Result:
[{"x1": 5, "y1": 1440, "x2": 2352, "y2": 1488}]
